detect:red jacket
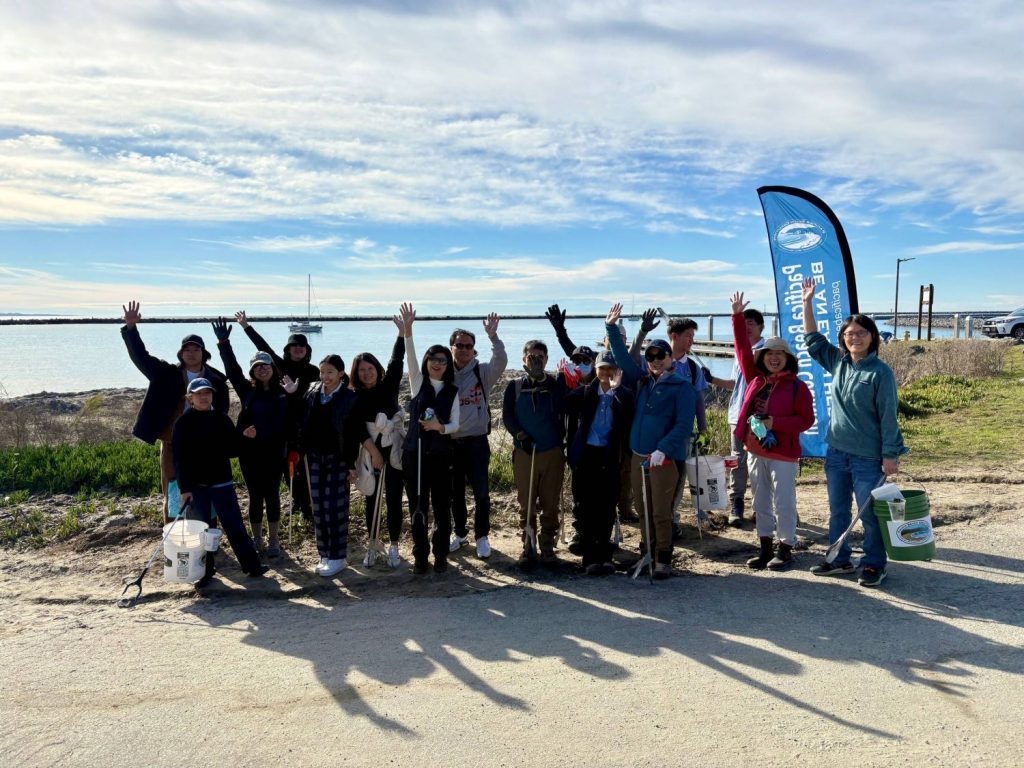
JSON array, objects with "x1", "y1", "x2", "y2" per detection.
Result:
[{"x1": 732, "y1": 312, "x2": 815, "y2": 461}]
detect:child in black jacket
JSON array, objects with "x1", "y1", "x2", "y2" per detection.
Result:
[{"x1": 172, "y1": 378, "x2": 268, "y2": 586}]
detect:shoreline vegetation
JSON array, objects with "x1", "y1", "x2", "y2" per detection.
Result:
[
  {"x1": 0, "y1": 312, "x2": 1004, "y2": 327},
  {"x1": 0, "y1": 339, "x2": 1019, "y2": 548}
]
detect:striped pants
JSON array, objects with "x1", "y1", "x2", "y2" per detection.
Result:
[{"x1": 309, "y1": 454, "x2": 350, "y2": 560}]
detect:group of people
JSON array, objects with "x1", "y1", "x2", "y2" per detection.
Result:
[{"x1": 120, "y1": 281, "x2": 906, "y2": 589}]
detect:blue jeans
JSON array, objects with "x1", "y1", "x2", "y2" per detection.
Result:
[
  {"x1": 824, "y1": 447, "x2": 887, "y2": 569},
  {"x1": 189, "y1": 484, "x2": 262, "y2": 574}
]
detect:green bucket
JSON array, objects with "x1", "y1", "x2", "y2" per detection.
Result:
[{"x1": 873, "y1": 489, "x2": 935, "y2": 562}]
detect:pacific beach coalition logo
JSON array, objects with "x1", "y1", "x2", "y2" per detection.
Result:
[{"x1": 774, "y1": 221, "x2": 827, "y2": 252}]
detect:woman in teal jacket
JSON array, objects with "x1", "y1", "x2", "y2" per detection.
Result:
[{"x1": 606, "y1": 303, "x2": 695, "y2": 579}]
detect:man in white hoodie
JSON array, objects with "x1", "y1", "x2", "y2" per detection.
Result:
[{"x1": 448, "y1": 314, "x2": 507, "y2": 559}]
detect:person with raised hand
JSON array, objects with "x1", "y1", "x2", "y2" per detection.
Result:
[
  {"x1": 399, "y1": 302, "x2": 461, "y2": 575},
  {"x1": 119, "y1": 300, "x2": 229, "y2": 522},
  {"x1": 801, "y1": 278, "x2": 908, "y2": 587},
  {"x1": 211, "y1": 318, "x2": 295, "y2": 557},
  {"x1": 729, "y1": 292, "x2": 814, "y2": 570},
  {"x1": 349, "y1": 313, "x2": 407, "y2": 569},
  {"x1": 296, "y1": 353, "x2": 359, "y2": 578},
  {"x1": 606, "y1": 302, "x2": 695, "y2": 580},
  {"x1": 447, "y1": 313, "x2": 507, "y2": 560}
]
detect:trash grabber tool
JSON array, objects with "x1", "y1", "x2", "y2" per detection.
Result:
[
  {"x1": 118, "y1": 502, "x2": 191, "y2": 608},
  {"x1": 303, "y1": 455, "x2": 315, "y2": 518},
  {"x1": 612, "y1": 508, "x2": 623, "y2": 548},
  {"x1": 558, "y1": 464, "x2": 570, "y2": 545},
  {"x1": 287, "y1": 458, "x2": 296, "y2": 546},
  {"x1": 413, "y1": 436, "x2": 426, "y2": 526},
  {"x1": 369, "y1": 463, "x2": 389, "y2": 556},
  {"x1": 632, "y1": 459, "x2": 655, "y2": 583},
  {"x1": 524, "y1": 444, "x2": 538, "y2": 555},
  {"x1": 825, "y1": 477, "x2": 886, "y2": 564}
]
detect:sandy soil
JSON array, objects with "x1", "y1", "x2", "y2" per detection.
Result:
[{"x1": 2, "y1": 388, "x2": 1023, "y2": 766}]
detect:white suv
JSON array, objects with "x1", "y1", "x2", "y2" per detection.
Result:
[{"x1": 982, "y1": 308, "x2": 1024, "y2": 340}]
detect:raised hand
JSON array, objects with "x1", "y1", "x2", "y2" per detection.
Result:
[
  {"x1": 281, "y1": 375, "x2": 298, "y2": 394},
  {"x1": 122, "y1": 300, "x2": 142, "y2": 327},
  {"x1": 482, "y1": 312, "x2": 500, "y2": 338},
  {"x1": 730, "y1": 291, "x2": 748, "y2": 315},
  {"x1": 606, "y1": 302, "x2": 623, "y2": 326},
  {"x1": 640, "y1": 308, "x2": 660, "y2": 333},
  {"x1": 802, "y1": 277, "x2": 816, "y2": 303},
  {"x1": 211, "y1": 317, "x2": 231, "y2": 343},
  {"x1": 544, "y1": 304, "x2": 566, "y2": 331},
  {"x1": 234, "y1": 310, "x2": 249, "y2": 329},
  {"x1": 398, "y1": 302, "x2": 416, "y2": 337}
]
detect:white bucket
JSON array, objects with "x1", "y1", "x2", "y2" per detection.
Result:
[
  {"x1": 163, "y1": 518, "x2": 209, "y2": 584},
  {"x1": 685, "y1": 455, "x2": 729, "y2": 511}
]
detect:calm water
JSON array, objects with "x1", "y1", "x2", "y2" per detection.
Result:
[{"x1": 0, "y1": 317, "x2": 746, "y2": 398}]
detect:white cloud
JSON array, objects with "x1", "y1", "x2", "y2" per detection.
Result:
[
  {"x1": 190, "y1": 235, "x2": 345, "y2": 252},
  {"x1": 908, "y1": 241, "x2": 1024, "y2": 255}
]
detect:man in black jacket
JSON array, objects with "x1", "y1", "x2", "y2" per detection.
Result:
[{"x1": 120, "y1": 300, "x2": 230, "y2": 522}]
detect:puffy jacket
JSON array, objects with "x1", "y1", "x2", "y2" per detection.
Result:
[
  {"x1": 732, "y1": 312, "x2": 815, "y2": 461},
  {"x1": 297, "y1": 382, "x2": 359, "y2": 466},
  {"x1": 564, "y1": 380, "x2": 634, "y2": 468},
  {"x1": 121, "y1": 325, "x2": 229, "y2": 444},
  {"x1": 607, "y1": 323, "x2": 695, "y2": 459}
]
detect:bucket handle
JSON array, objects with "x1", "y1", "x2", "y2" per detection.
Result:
[{"x1": 893, "y1": 472, "x2": 928, "y2": 496}]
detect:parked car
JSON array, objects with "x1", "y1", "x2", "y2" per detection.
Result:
[{"x1": 982, "y1": 308, "x2": 1024, "y2": 339}]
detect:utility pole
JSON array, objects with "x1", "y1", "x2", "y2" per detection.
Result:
[{"x1": 894, "y1": 257, "x2": 916, "y2": 339}]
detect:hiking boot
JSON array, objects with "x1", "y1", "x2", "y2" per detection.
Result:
[
  {"x1": 653, "y1": 562, "x2": 672, "y2": 580},
  {"x1": 746, "y1": 537, "x2": 774, "y2": 569},
  {"x1": 567, "y1": 533, "x2": 584, "y2": 556},
  {"x1": 728, "y1": 498, "x2": 745, "y2": 527},
  {"x1": 767, "y1": 542, "x2": 793, "y2": 571},
  {"x1": 449, "y1": 534, "x2": 468, "y2": 553},
  {"x1": 586, "y1": 562, "x2": 615, "y2": 576},
  {"x1": 246, "y1": 564, "x2": 270, "y2": 578},
  {"x1": 475, "y1": 536, "x2": 492, "y2": 559},
  {"x1": 387, "y1": 544, "x2": 401, "y2": 569},
  {"x1": 362, "y1": 549, "x2": 378, "y2": 568},
  {"x1": 433, "y1": 557, "x2": 448, "y2": 573},
  {"x1": 858, "y1": 566, "x2": 887, "y2": 587},
  {"x1": 810, "y1": 560, "x2": 855, "y2": 577},
  {"x1": 413, "y1": 558, "x2": 429, "y2": 575},
  {"x1": 318, "y1": 558, "x2": 347, "y2": 577}
]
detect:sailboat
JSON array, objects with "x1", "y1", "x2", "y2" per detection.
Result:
[{"x1": 289, "y1": 274, "x2": 323, "y2": 333}]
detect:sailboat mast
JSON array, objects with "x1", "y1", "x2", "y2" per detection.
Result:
[{"x1": 307, "y1": 273, "x2": 312, "y2": 320}]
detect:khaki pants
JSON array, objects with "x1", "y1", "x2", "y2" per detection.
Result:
[
  {"x1": 631, "y1": 454, "x2": 678, "y2": 562},
  {"x1": 513, "y1": 447, "x2": 564, "y2": 552}
]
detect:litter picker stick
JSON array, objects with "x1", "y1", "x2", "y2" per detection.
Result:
[
  {"x1": 413, "y1": 437, "x2": 426, "y2": 526},
  {"x1": 287, "y1": 459, "x2": 296, "y2": 546},
  {"x1": 825, "y1": 479, "x2": 886, "y2": 564},
  {"x1": 303, "y1": 455, "x2": 315, "y2": 518},
  {"x1": 118, "y1": 502, "x2": 191, "y2": 608},
  {"x1": 632, "y1": 459, "x2": 654, "y2": 583},
  {"x1": 524, "y1": 444, "x2": 538, "y2": 555},
  {"x1": 369, "y1": 463, "x2": 388, "y2": 555}
]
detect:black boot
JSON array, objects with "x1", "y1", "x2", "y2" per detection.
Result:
[
  {"x1": 197, "y1": 551, "x2": 216, "y2": 588},
  {"x1": 746, "y1": 537, "x2": 773, "y2": 569},
  {"x1": 767, "y1": 542, "x2": 793, "y2": 571},
  {"x1": 728, "y1": 498, "x2": 745, "y2": 527}
]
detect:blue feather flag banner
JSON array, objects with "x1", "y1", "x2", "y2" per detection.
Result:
[{"x1": 757, "y1": 186, "x2": 859, "y2": 458}]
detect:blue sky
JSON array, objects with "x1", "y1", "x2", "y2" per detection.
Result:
[{"x1": 1, "y1": 1, "x2": 1021, "y2": 317}]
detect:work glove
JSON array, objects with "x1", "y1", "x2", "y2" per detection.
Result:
[
  {"x1": 211, "y1": 318, "x2": 231, "y2": 343},
  {"x1": 544, "y1": 304, "x2": 567, "y2": 333},
  {"x1": 649, "y1": 449, "x2": 667, "y2": 467},
  {"x1": 692, "y1": 431, "x2": 711, "y2": 454},
  {"x1": 516, "y1": 433, "x2": 536, "y2": 454},
  {"x1": 287, "y1": 450, "x2": 300, "y2": 469},
  {"x1": 640, "y1": 308, "x2": 660, "y2": 334}
]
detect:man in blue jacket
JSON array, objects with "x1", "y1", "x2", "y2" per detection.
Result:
[
  {"x1": 120, "y1": 300, "x2": 229, "y2": 522},
  {"x1": 606, "y1": 303, "x2": 695, "y2": 579}
]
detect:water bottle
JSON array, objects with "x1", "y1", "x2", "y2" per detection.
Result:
[
  {"x1": 748, "y1": 413, "x2": 768, "y2": 441},
  {"x1": 422, "y1": 407, "x2": 435, "y2": 421}
]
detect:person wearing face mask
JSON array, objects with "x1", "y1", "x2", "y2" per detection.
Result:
[
  {"x1": 120, "y1": 300, "x2": 230, "y2": 523},
  {"x1": 606, "y1": 303, "x2": 695, "y2": 580},
  {"x1": 398, "y1": 303, "x2": 461, "y2": 575},
  {"x1": 297, "y1": 354, "x2": 359, "y2": 578},
  {"x1": 447, "y1": 315, "x2": 507, "y2": 560},
  {"x1": 212, "y1": 319, "x2": 296, "y2": 557},
  {"x1": 564, "y1": 351, "x2": 634, "y2": 574},
  {"x1": 560, "y1": 345, "x2": 598, "y2": 554},
  {"x1": 801, "y1": 278, "x2": 908, "y2": 588},
  {"x1": 730, "y1": 292, "x2": 815, "y2": 571},
  {"x1": 503, "y1": 339, "x2": 569, "y2": 567}
]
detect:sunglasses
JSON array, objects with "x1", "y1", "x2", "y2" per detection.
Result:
[
  {"x1": 645, "y1": 349, "x2": 668, "y2": 361},
  {"x1": 453, "y1": 342, "x2": 474, "y2": 350},
  {"x1": 427, "y1": 356, "x2": 449, "y2": 365},
  {"x1": 251, "y1": 363, "x2": 272, "y2": 370}
]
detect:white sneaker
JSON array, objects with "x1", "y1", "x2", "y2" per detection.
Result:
[
  {"x1": 449, "y1": 534, "x2": 468, "y2": 552},
  {"x1": 387, "y1": 544, "x2": 401, "y2": 569},
  {"x1": 319, "y1": 558, "x2": 347, "y2": 577},
  {"x1": 476, "y1": 536, "x2": 492, "y2": 559},
  {"x1": 314, "y1": 557, "x2": 329, "y2": 574},
  {"x1": 362, "y1": 549, "x2": 377, "y2": 568}
]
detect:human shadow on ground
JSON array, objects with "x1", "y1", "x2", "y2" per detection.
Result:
[{"x1": 181, "y1": 550, "x2": 1023, "y2": 739}]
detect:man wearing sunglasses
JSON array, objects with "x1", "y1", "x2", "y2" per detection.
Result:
[
  {"x1": 606, "y1": 303, "x2": 696, "y2": 579},
  {"x1": 447, "y1": 315, "x2": 507, "y2": 560},
  {"x1": 503, "y1": 340, "x2": 568, "y2": 566}
]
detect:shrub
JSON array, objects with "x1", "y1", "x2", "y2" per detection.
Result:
[{"x1": 880, "y1": 340, "x2": 1009, "y2": 387}]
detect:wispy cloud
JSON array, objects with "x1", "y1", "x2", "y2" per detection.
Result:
[
  {"x1": 908, "y1": 241, "x2": 1024, "y2": 256},
  {"x1": 190, "y1": 235, "x2": 345, "y2": 253}
]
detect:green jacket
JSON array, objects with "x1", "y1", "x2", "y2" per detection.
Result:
[{"x1": 806, "y1": 332, "x2": 907, "y2": 460}]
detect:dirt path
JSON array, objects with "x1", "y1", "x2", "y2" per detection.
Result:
[{"x1": 2, "y1": 475, "x2": 1023, "y2": 767}]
